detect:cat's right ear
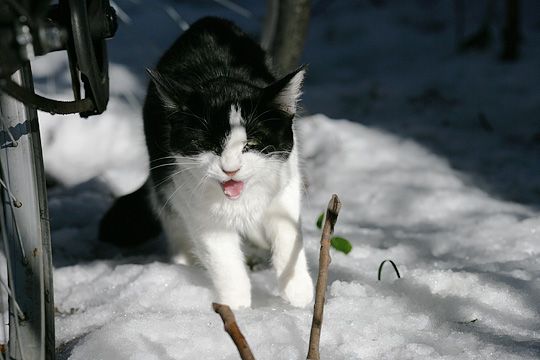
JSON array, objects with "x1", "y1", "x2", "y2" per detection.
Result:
[
  {"x1": 263, "y1": 65, "x2": 306, "y2": 115},
  {"x1": 146, "y1": 69, "x2": 190, "y2": 110}
]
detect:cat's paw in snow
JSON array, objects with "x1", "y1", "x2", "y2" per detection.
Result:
[
  {"x1": 219, "y1": 294, "x2": 251, "y2": 310},
  {"x1": 280, "y1": 271, "x2": 314, "y2": 307},
  {"x1": 217, "y1": 283, "x2": 252, "y2": 310}
]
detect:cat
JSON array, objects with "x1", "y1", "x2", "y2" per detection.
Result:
[{"x1": 100, "y1": 17, "x2": 313, "y2": 309}]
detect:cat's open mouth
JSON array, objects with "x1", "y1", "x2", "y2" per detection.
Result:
[{"x1": 221, "y1": 180, "x2": 244, "y2": 200}]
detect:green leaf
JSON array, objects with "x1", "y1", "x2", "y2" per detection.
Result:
[
  {"x1": 330, "y1": 236, "x2": 352, "y2": 254},
  {"x1": 316, "y1": 212, "x2": 324, "y2": 229}
]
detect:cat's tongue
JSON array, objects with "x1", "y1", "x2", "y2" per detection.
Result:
[{"x1": 221, "y1": 180, "x2": 244, "y2": 200}]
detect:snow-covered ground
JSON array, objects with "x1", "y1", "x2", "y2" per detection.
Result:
[{"x1": 17, "y1": 1, "x2": 540, "y2": 359}]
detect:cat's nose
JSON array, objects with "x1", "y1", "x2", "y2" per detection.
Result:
[{"x1": 222, "y1": 168, "x2": 240, "y2": 177}]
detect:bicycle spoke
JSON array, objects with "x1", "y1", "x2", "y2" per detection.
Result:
[
  {"x1": 0, "y1": 178, "x2": 22, "y2": 208},
  {"x1": 0, "y1": 278, "x2": 23, "y2": 319},
  {"x1": 0, "y1": 166, "x2": 26, "y2": 261},
  {"x1": 163, "y1": 5, "x2": 190, "y2": 31},
  {"x1": 213, "y1": 0, "x2": 253, "y2": 18},
  {"x1": 0, "y1": 205, "x2": 26, "y2": 360}
]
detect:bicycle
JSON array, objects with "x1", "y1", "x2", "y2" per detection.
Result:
[{"x1": 0, "y1": 1, "x2": 117, "y2": 359}]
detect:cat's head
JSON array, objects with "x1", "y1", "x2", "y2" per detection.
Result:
[{"x1": 147, "y1": 66, "x2": 305, "y2": 200}]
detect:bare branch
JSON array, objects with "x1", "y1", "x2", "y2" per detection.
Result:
[
  {"x1": 212, "y1": 303, "x2": 256, "y2": 360},
  {"x1": 307, "y1": 194, "x2": 342, "y2": 360}
]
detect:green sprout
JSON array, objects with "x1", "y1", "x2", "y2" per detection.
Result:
[
  {"x1": 377, "y1": 259, "x2": 401, "y2": 281},
  {"x1": 316, "y1": 212, "x2": 352, "y2": 255}
]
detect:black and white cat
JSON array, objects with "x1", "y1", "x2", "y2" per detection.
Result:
[{"x1": 101, "y1": 17, "x2": 312, "y2": 309}]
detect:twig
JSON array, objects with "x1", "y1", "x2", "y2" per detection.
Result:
[
  {"x1": 212, "y1": 303, "x2": 256, "y2": 360},
  {"x1": 307, "y1": 194, "x2": 342, "y2": 360}
]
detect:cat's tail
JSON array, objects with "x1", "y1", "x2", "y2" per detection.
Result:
[{"x1": 99, "y1": 182, "x2": 162, "y2": 247}]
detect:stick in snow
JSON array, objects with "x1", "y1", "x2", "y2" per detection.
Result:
[
  {"x1": 212, "y1": 303, "x2": 256, "y2": 360},
  {"x1": 307, "y1": 194, "x2": 342, "y2": 360}
]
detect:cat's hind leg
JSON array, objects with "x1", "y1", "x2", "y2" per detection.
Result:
[{"x1": 99, "y1": 183, "x2": 162, "y2": 247}]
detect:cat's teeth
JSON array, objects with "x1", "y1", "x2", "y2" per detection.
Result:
[{"x1": 221, "y1": 180, "x2": 244, "y2": 200}]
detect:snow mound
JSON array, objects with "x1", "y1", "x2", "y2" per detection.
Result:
[
  {"x1": 49, "y1": 114, "x2": 540, "y2": 360},
  {"x1": 12, "y1": 1, "x2": 539, "y2": 358}
]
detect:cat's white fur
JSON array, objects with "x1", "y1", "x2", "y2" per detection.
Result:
[{"x1": 149, "y1": 71, "x2": 313, "y2": 309}]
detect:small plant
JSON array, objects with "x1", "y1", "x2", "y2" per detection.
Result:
[
  {"x1": 316, "y1": 212, "x2": 324, "y2": 229},
  {"x1": 330, "y1": 237, "x2": 352, "y2": 254},
  {"x1": 316, "y1": 212, "x2": 352, "y2": 254},
  {"x1": 377, "y1": 259, "x2": 401, "y2": 281}
]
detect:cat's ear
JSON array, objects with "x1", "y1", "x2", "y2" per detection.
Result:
[
  {"x1": 264, "y1": 65, "x2": 306, "y2": 114},
  {"x1": 146, "y1": 69, "x2": 190, "y2": 110}
]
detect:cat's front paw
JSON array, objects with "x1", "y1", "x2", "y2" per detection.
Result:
[
  {"x1": 217, "y1": 286, "x2": 252, "y2": 310},
  {"x1": 219, "y1": 295, "x2": 251, "y2": 310},
  {"x1": 280, "y1": 271, "x2": 314, "y2": 308}
]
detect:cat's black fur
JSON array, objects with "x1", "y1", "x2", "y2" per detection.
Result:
[
  {"x1": 100, "y1": 17, "x2": 303, "y2": 247},
  {"x1": 99, "y1": 185, "x2": 161, "y2": 246}
]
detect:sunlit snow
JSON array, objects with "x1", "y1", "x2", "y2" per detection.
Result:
[{"x1": 5, "y1": 1, "x2": 540, "y2": 359}]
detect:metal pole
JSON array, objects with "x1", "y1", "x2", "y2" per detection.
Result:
[{"x1": 0, "y1": 62, "x2": 55, "y2": 360}]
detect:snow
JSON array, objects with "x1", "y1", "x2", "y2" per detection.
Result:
[{"x1": 4, "y1": 0, "x2": 540, "y2": 359}]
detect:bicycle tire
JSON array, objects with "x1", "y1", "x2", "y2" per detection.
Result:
[{"x1": 0, "y1": 63, "x2": 55, "y2": 360}]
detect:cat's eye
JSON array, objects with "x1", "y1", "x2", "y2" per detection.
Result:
[{"x1": 243, "y1": 140, "x2": 259, "y2": 152}]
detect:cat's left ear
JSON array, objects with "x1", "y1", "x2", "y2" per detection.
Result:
[
  {"x1": 146, "y1": 68, "x2": 191, "y2": 110},
  {"x1": 264, "y1": 65, "x2": 306, "y2": 114}
]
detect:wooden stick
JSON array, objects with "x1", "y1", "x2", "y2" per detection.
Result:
[
  {"x1": 307, "y1": 194, "x2": 342, "y2": 360},
  {"x1": 212, "y1": 303, "x2": 256, "y2": 360}
]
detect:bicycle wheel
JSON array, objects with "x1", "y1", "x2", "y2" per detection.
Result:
[{"x1": 0, "y1": 63, "x2": 55, "y2": 360}]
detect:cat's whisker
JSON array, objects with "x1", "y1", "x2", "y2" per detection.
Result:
[
  {"x1": 254, "y1": 117, "x2": 283, "y2": 127},
  {"x1": 149, "y1": 156, "x2": 180, "y2": 163},
  {"x1": 158, "y1": 179, "x2": 193, "y2": 216},
  {"x1": 246, "y1": 109, "x2": 272, "y2": 127},
  {"x1": 166, "y1": 108, "x2": 207, "y2": 125},
  {"x1": 150, "y1": 155, "x2": 199, "y2": 163},
  {"x1": 149, "y1": 162, "x2": 201, "y2": 170},
  {"x1": 189, "y1": 174, "x2": 209, "y2": 202},
  {"x1": 149, "y1": 163, "x2": 180, "y2": 171},
  {"x1": 258, "y1": 145, "x2": 276, "y2": 154},
  {"x1": 264, "y1": 151, "x2": 291, "y2": 158},
  {"x1": 245, "y1": 99, "x2": 257, "y2": 126},
  {"x1": 152, "y1": 166, "x2": 201, "y2": 181},
  {"x1": 182, "y1": 108, "x2": 210, "y2": 129},
  {"x1": 153, "y1": 165, "x2": 203, "y2": 188},
  {"x1": 170, "y1": 108, "x2": 208, "y2": 125}
]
